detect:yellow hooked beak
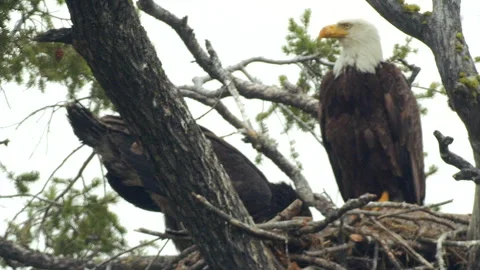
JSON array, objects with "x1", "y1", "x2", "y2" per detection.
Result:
[{"x1": 318, "y1": 24, "x2": 349, "y2": 39}]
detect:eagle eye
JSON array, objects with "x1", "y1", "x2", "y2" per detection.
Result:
[{"x1": 340, "y1": 23, "x2": 352, "y2": 29}]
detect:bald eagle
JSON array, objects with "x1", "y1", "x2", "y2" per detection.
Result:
[
  {"x1": 318, "y1": 19, "x2": 425, "y2": 205},
  {"x1": 66, "y1": 103, "x2": 311, "y2": 250}
]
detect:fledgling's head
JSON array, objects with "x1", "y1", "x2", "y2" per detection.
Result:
[{"x1": 318, "y1": 19, "x2": 383, "y2": 77}]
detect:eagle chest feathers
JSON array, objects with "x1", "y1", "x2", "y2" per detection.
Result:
[{"x1": 319, "y1": 63, "x2": 423, "y2": 204}]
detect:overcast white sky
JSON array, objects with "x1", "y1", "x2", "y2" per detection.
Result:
[{"x1": 1, "y1": 0, "x2": 480, "y2": 257}]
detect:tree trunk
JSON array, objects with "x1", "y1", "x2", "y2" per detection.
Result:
[{"x1": 63, "y1": 1, "x2": 279, "y2": 268}]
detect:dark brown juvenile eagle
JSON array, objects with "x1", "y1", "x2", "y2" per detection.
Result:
[
  {"x1": 318, "y1": 19, "x2": 425, "y2": 205},
  {"x1": 66, "y1": 103, "x2": 311, "y2": 250}
]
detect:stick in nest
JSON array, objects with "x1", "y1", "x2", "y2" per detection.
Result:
[
  {"x1": 192, "y1": 192, "x2": 297, "y2": 244},
  {"x1": 436, "y1": 229, "x2": 466, "y2": 270},
  {"x1": 369, "y1": 217, "x2": 434, "y2": 269}
]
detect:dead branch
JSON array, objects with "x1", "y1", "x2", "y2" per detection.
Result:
[
  {"x1": 289, "y1": 254, "x2": 346, "y2": 270},
  {"x1": 300, "y1": 194, "x2": 377, "y2": 234},
  {"x1": 192, "y1": 192, "x2": 290, "y2": 243},
  {"x1": 0, "y1": 139, "x2": 9, "y2": 146},
  {"x1": 96, "y1": 237, "x2": 162, "y2": 268},
  {"x1": 437, "y1": 229, "x2": 466, "y2": 270},
  {"x1": 266, "y1": 199, "x2": 305, "y2": 223},
  {"x1": 370, "y1": 217, "x2": 434, "y2": 269},
  {"x1": 304, "y1": 242, "x2": 354, "y2": 256},
  {"x1": 162, "y1": 245, "x2": 199, "y2": 270},
  {"x1": 434, "y1": 130, "x2": 480, "y2": 183},
  {"x1": 135, "y1": 228, "x2": 191, "y2": 242},
  {"x1": 0, "y1": 236, "x2": 173, "y2": 270},
  {"x1": 204, "y1": 40, "x2": 253, "y2": 129},
  {"x1": 193, "y1": 54, "x2": 333, "y2": 86}
]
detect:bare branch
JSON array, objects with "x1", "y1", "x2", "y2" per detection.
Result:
[
  {"x1": 192, "y1": 192, "x2": 291, "y2": 243},
  {"x1": 437, "y1": 229, "x2": 466, "y2": 270},
  {"x1": 370, "y1": 217, "x2": 434, "y2": 269},
  {"x1": 304, "y1": 242, "x2": 354, "y2": 256},
  {"x1": 0, "y1": 236, "x2": 173, "y2": 270},
  {"x1": 364, "y1": 1, "x2": 427, "y2": 42},
  {"x1": 289, "y1": 254, "x2": 346, "y2": 270},
  {"x1": 135, "y1": 228, "x2": 190, "y2": 242},
  {"x1": 300, "y1": 194, "x2": 377, "y2": 234},
  {"x1": 0, "y1": 139, "x2": 9, "y2": 146},
  {"x1": 433, "y1": 130, "x2": 480, "y2": 183},
  {"x1": 194, "y1": 54, "x2": 333, "y2": 85},
  {"x1": 180, "y1": 81, "x2": 319, "y2": 117},
  {"x1": 161, "y1": 245, "x2": 199, "y2": 270},
  {"x1": 266, "y1": 199, "x2": 305, "y2": 223},
  {"x1": 204, "y1": 40, "x2": 253, "y2": 129}
]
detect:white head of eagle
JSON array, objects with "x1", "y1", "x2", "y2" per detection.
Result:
[{"x1": 319, "y1": 19, "x2": 383, "y2": 78}]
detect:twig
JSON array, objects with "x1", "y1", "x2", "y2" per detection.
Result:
[
  {"x1": 266, "y1": 199, "x2": 304, "y2": 223},
  {"x1": 419, "y1": 237, "x2": 480, "y2": 248},
  {"x1": 257, "y1": 219, "x2": 311, "y2": 231},
  {"x1": 0, "y1": 194, "x2": 62, "y2": 206},
  {"x1": 204, "y1": 40, "x2": 253, "y2": 129},
  {"x1": 433, "y1": 130, "x2": 480, "y2": 183},
  {"x1": 38, "y1": 151, "x2": 96, "y2": 234},
  {"x1": 348, "y1": 209, "x2": 458, "y2": 230},
  {"x1": 314, "y1": 192, "x2": 337, "y2": 217},
  {"x1": 4, "y1": 144, "x2": 85, "y2": 238},
  {"x1": 359, "y1": 200, "x2": 469, "y2": 225},
  {"x1": 371, "y1": 242, "x2": 379, "y2": 270},
  {"x1": 359, "y1": 226, "x2": 403, "y2": 270},
  {"x1": 194, "y1": 54, "x2": 333, "y2": 85},
  {"x1": 305, "y1": 242, "x2": 354, "y2": 256},
  {"x1": 289, "y1": 254, "x2": 346, "y2": 270},
  {"x1": 190, "y1": 258, "x2": 207, "y2": 270},
  {"x1": 96, "y1": 237, "x2": 161, "y2": 268},
  {"x1": 277, "y1": 103, "x2": 323, "y2": 146},
  {"x1": 0, "y1": 139, "x2": 9, "y2": 146},
  {"x1": 377, "y1": 199, "x2": 453, "y2": 219},
  {"x1": 300, "y1": 194, "x2": 377, "y2": 234},
  {"x1": 437, "y1": 229, "x2": 466, "y2": 270},
  {"x1": 162, "y1": 245, "x2": 199, "y2": 270},
  {"x1": 145, "y1": 240, "x2": 170, "y2": 270},
  {"x1": 369, "y1": 217, "x2": 434, "y2": 269},
  {"x1": 135, "y1": 227, "x2": 190, "y2": 241},
  {"x1": 192, "y1": 192, "x2": 290, "y2": 243}
]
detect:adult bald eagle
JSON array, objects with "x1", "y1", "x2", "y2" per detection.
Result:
[
  {"x1": 318, "y1": 19, "x2": 425, "y2": 205},
  {"x1": 66, "y1": 103, "x2": 311, "y2": 250}
]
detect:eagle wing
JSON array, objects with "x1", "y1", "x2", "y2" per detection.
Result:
[
  {"x1": 379, "y1": 62, "x2": 425, "y2": 204},
  {"x1": 318, "y1": 71, "x2": 352, "y2": 201}
]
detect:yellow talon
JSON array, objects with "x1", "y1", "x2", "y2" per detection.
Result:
[{"x1": 378, "y1": 191, "x2": 389, "y2": 202}]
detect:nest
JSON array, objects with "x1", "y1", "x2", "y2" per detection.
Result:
[
  {"x1": 304, "y1": 206, "x2": 471, "y2": 269},
  {"x1": 168, "y1": 195, "x2": 472, "y2": 270}
]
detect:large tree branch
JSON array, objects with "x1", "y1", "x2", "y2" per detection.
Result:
[
  {"x1": 63, "y1": 1, "x2": 278, "y2": 268},
  {"x1": 366, "y1": 0, "x2": 480, "y2": 267},
  {"x1": 136, "y1": 0, "x2": 318, "y2": 204},
  {"x1": 33, "y1": 27, "x2": 320, "y2": 118},
  {"x1": 364, "y1": 0, "x2": 428, "y2": 42},
  {"x1": 181, "y1": 80, "x2": 319, "y2": 117},
  {"x1": 0, "y1": 236, "x2": 172, "y2": 270}
]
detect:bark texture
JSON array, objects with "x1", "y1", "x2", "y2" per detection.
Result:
[{"x1": 63, "y1": 1, "x2": 278, "y2": 269}]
